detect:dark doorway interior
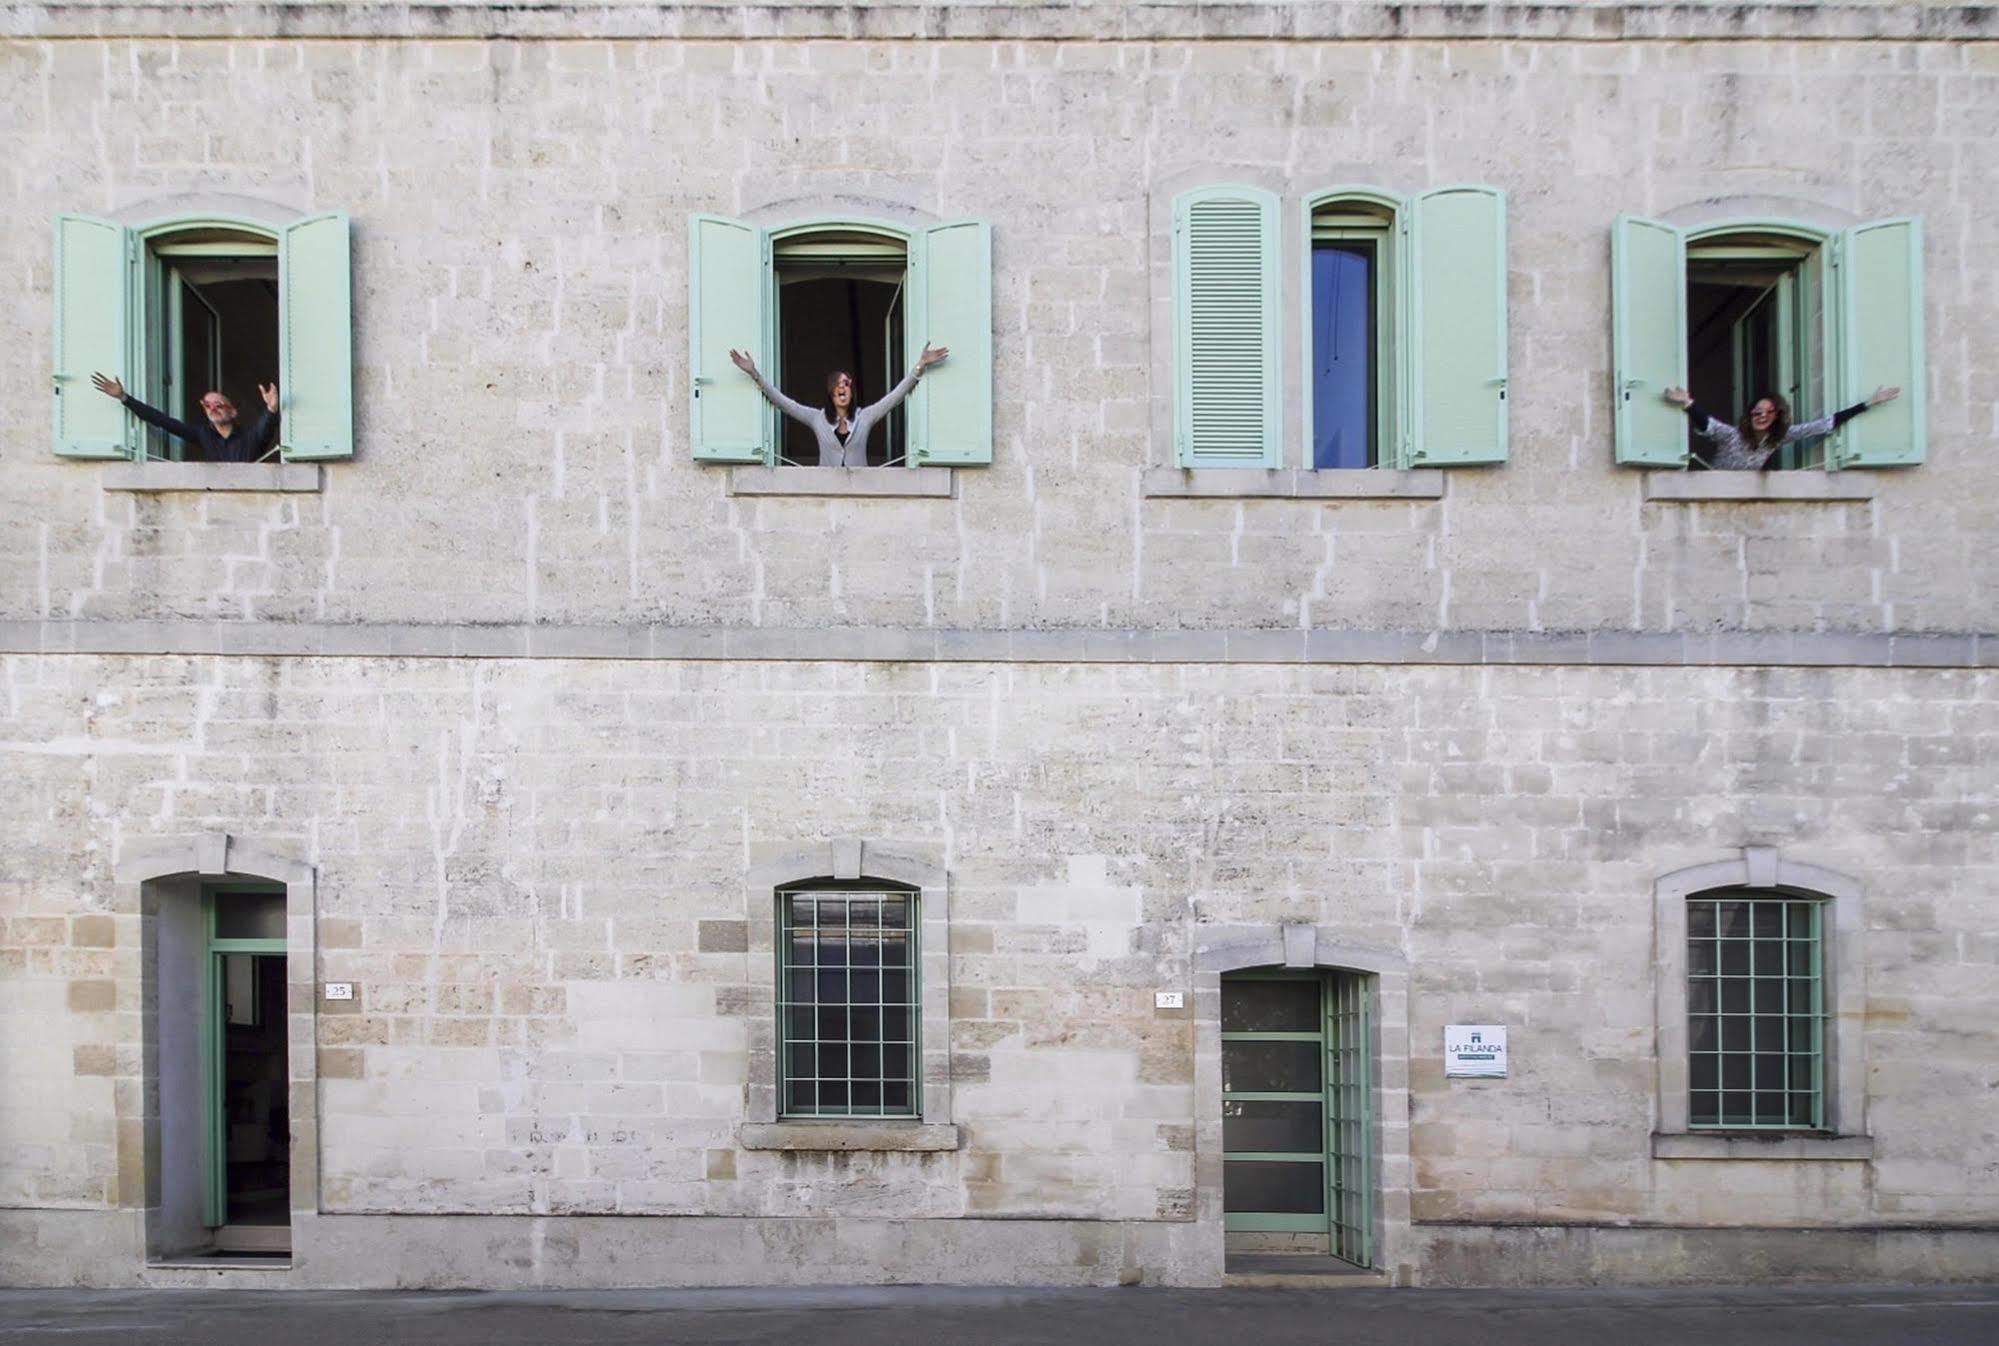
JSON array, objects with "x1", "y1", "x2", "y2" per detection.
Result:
[{"x1": 219, "y1": 952, "x2": 289, "y2": 1239}]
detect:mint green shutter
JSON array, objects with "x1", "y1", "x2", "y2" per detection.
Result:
[
  {"x1": 51, "y1": 214, "x2": 135, "y2": 459},
  {"x1": 1611, "y1": 215, "x2": 1688, "y2": 466},
  {"x1": 909, "y1": 219, "x2": 992, "y2": 466},
  {"x1": 1174, "y1": 186, "x2": 1281, "y2": 468},
  {"x1": 1409, "y1": 185, "x2": 1507, "y2": 465},
  {"x1": 1832, "y1": 218, "x2": 1924, "y2": 467},
  {"x1": 278, "y1": 212, "x2": 354, "y2": 460},
  {"x1": 688, "y1": 214, "x2": 768, "y2": 463}
]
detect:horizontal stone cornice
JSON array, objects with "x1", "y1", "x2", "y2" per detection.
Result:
[
  {"x1": 4, "y1": 3, "x2": 1996, "y2": 44},
  {"x1": 0, "y1": 619, "x2": 1990, "y2": 668}
]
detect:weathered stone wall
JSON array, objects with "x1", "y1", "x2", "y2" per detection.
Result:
[
  {"x1": 2, "y1": 654, "x2": 1994, "y2": 1281},
  {"x1": 1, "y1": 10, "x2": 1995, "y2": 635}
]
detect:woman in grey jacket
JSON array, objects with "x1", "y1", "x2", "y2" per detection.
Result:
[
  {"x1": 729, "y1": 344, "x2": 949, "y2": 467},
  {"x1": 1662, "y1": 384, "x2": 1900, "y2": 469}
]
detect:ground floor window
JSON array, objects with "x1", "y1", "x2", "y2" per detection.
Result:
[
  {"x1": 1221, "y1": 969, "x2": 1373, "y2": 1267},
  {"x1": 1687, "y1": 891, "x2": 1826, "y2": 1129},
  {"x1": 778, "y1": 885, "x2": 918, "y2": 1118}
]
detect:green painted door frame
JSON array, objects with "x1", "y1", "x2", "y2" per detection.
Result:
[
  {"x1": 1221, "y1": 970, "x2": 1374, "y2": 1267},
  {"x1": 199, "y1": 884, "x2": 286, "y2": 1230}
]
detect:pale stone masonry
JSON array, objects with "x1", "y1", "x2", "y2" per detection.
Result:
[{"x1": 1, "y1": 1, "x2": 1997, "y2": 1289}]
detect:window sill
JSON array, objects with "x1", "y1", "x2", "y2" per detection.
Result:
[
  {"x1": 1641, "y1": 471, "x2": 1876, "y2": 503},
  {"x1": 101, "y1": 462, "x2": 324, "y2": 494},
  {"x1": 1142, "y1": 468, "x2": 1445, "y2": 499},
  {"x1": 738, "y1": 1121, "x2": 961, "y2": 1153},
  {"x1": 726, "y1": 466, "x2": 954, "y2": 498},
  {"x1": 1652, "y1": 1132, "x2": 1873, "y2": 1161}
]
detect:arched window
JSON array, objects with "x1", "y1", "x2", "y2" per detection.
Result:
[
  {"x1": 51, "y1": 209, "x2": 353, "y2": 462},
  {"x1": 1613, "y1": 210, "x2": 1924, "y2": 470},
  {"x1": 687, "y1": 212, "x2": 993, "y2": 468}
]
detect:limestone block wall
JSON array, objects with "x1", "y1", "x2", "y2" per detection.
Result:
[
  {"x1": 0, "y1": 7, "x2": 1993, "y2": 635},
  {"x1": 2, "y1": 653, "x2": 1994, "y2": 1265}
]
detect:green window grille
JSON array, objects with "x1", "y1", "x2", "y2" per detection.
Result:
[
  {"x1": 778, "y1": 887, "x2": 918, "y2": 1118},
  {"x1": 1687, "y1": 892, "x2": 1825, "y2": 1130}
]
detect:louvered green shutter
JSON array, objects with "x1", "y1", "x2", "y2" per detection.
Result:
[
  {"x1": 278, "y1": 212, "x2": 354, "y2": 460},
  {"x1": 1611, "y1": 215, "x2": 1689, "y2": 467},
  {"x1": 51, "y1": 214, "x2": 135, "y2": 459},
  {"x1": 1409, "y1": 185, "x2": 1508, "y2": 465},
  {"x1": 688, "y1": 214, "x2": 768, "y2": 463},
  {"x1": 910, "y1": 219, "x2": 992, "y2": 466},
  {"x1": 1174, "y1": 186, "x2": 1280, "y2": 468},
  {"x1": 1832, "y1": 218, "x2": 1924, "y2": 468}
]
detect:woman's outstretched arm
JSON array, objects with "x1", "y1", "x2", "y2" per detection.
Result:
[
  {"x1": 1784, "y1": 385, "x2": 1901, "y2": 444},
  {"x1": 728, "y1": 350, "x2": 822, "y2": 429},
  {"x1": 857, "y1": 344, "x2": 951, "y2": 422},
  {"x1": 1662, "y1": 386, "x2": 1730, "y2": 441}
]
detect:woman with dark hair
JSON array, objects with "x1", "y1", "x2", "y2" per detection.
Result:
[
  {"x1": 728, "y1": 344, "x2": 949, "y2": 467},
  {"x1": 1662, "y1": 383, "x2": 1900, "y2": 470}
]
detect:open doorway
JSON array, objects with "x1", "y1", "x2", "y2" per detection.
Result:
[
  {"x1": 143, "y1": 228, "x2": 280, "y2": 462},
  {"x1": 773, "y1": 229, "x2": 908, "y2": 466},
  {"x1": 1684, "y1": 232, "x2": 1825, "y2": 470},
  {"x1": 205, "y1": 887, "x2": 290, "y2": 1254}
]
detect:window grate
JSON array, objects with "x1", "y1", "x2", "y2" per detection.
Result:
[
  {"x1": 778, "y1": 889, "x2": 917, "y2": 1119},
  {"x1": 1687, "y1": 895, "x2": 1824, "y2": 1130}
]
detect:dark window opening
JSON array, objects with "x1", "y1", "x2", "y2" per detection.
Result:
[
  {"x1": 145, "y1": 234, "x2": 279, "y2": 463},
  {"x1": 1685, "y1": 236, "x2": 1823, "y2": 471},
  {"x1": 1311, "y1": 241, "x2": 1379, "y2": 469},
  {"x1": 774, "y1": 242, "x2": 908, "y2": 467}
]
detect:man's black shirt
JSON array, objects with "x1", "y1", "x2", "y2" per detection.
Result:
[{"x1": 122, "y1": 395, "x2": 279, "y2": 463}]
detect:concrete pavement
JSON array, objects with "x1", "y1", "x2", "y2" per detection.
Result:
[{"x1": 4, "y1": 1284, "x2": 1999, "y2": 1345}]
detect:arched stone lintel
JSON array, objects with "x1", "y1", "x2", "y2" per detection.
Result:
[
  {"x1": 746, "y1": 839, "x2": 945, "y2": 893},
  {"x1": 1653, "y1": 848, "x2": 1861, "y2": 905},
  {"x1": 115, "y1": 832, "x2": 314, "y2": 888},
  {"x1": 1194, "y1": 923, "x2": 1407, "y2": 977}
]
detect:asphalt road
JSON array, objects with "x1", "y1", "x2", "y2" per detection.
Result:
[{"x1": 4, "y1": 1284, "x2": 1999, "y2": 1345}]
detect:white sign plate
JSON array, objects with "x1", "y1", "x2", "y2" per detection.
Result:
[
  {"x1": 1444, "y1": 1024, "x2": 1507, "y2": 1078},
  {"x1": 324, "y1": 982, "x2": 354, "y2": 1001},
  {"x1": 1154, "y1": 991, "x2": 1185, "y2": 1010}
]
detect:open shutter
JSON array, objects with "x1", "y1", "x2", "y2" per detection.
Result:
[
  {"x1": 688, "y1": 214, "x2": 768, "y2": 463},
  {"x1": 1832, "y1": 218, "x2": 1924, "y2": 467},
  {"x1": 1611, "y1": 215, "x2": 1688, "y2": 467},
  {"x1": 278, "y1": 212, "x2": 354, "y2": 461},
  {"x1": 909, "y1": 219, "x2": 992, "y2": 466},
  {"x1": 51, "y1": 214, "x2": 134, "y2": 459},
  {"x1": 1173, "y1": 186, "x2": 1281, "y2": 468},
  {"x1": 1408, "y1": 185, "x2": 1508, "y2": 465}
]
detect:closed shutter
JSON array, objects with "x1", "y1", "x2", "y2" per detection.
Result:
[
  {"x1": 1611, "y1": 215, "x2": 1689, "y2": 467},
  {"x1": 51, "y1": 214, "x2": 135, "y2": 459},
  {"x1": 1173, "y1": 186, "x2": 1281, "y2": 468},
  {"x1": 1832, "y1": 218, "x2": 1925, "y2": 467},
  {"x1": 688, "y1": 214, "x2": 768, "y2": 463},
  {"x1": 1409, "y1": 185, "x2": 1508, "y2": 465},
  {"x1": 910, "y1": 219, "x2": 992, "y2": 466},
  {"x1": 278, "y1": 212, "x2": 355, "y2": 460}
]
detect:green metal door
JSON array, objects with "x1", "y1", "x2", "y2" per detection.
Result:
[
  {"x1": 1222, "y1": 971, "x2": 1373, "y2": 1266},
  {"x1": 201, "y1": 887, "x2": 288, "y2": 1230}
]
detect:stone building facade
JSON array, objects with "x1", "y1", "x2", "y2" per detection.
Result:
[{"x1": 1, "y1": 0, "x2": 1996, "y2": 1289}]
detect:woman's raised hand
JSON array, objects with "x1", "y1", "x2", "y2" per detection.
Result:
[
  {"x1": 916, "y1": 343, "x2": 950, "y2": 372},
  {"x1": 1661, "y1": 386, "x2": 1693, "y2": 408},
  {"x1": 1868, "y1": 385, "x2": 1901, "y2": 406},
  {"x1": 728, "y1": 349, "x2": 758, "y2": 376},
  {"x1": 90, "y1": 372, "x2": 126, "y2": 401}
]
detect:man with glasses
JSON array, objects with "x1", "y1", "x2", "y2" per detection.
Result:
[{"x1": 88, "y1": 372, "x2": 280, "y2": 463}]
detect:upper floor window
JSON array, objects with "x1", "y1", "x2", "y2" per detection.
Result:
[
  {"x1": 51, "y1": 211, "x2": 354, "y2": 462},
  {"x1": 1171, "y1": 182, "x2": 1508, "y2": 471},
  {"x1": 687, "y1": 215, "x2": 992, "y2": 469},
  {"x1": 1613, "y1": 214, "x2": 1924, "y2": 471}
]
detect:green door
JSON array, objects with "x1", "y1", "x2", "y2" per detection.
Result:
[
  {"x1": 201, "y1": 887, "x2": 290, "y2": 1237},
  {"x1": 1222, "y1": 971, "x2": 1373, "y2": 1266}
]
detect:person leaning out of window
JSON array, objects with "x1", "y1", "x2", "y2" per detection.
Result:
[
  {"x1": 88, "y1": 372, "x2": 280, "y2": 463},
  {"x1": 1662, "y1": 383, "x2": 1900, "y2": 470}
]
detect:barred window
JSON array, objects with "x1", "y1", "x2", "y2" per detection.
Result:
[
  {"x1": 778, "y1": 886, "x2": 918, "y2": 1118},
  {"x1": 1687, "y1": 892, "x2": 1826, "y2": 1130}
]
